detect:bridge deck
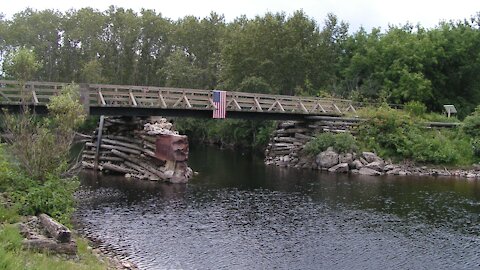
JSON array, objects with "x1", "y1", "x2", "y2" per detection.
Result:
[{"x1": 0, "y1": 80, "x2": 358, "y2": 119}]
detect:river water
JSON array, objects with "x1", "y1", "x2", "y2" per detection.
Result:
[{"x1": 75, "y1": 145, "x2": 480, "y2": 269}]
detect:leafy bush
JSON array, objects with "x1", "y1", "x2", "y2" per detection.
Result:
[
  {"x1": 14, "y1": 175, "x2": 78, "y2": 226},
  {"x1": 1, "y1": 145, "x2": 78, "y2": 226},
  {"x1": 404, "y1": 101, "x2": 427, "y2": 116},
  {"x1": 356, "y1": 107, "x2": 473, "y2": 164},
  {"x1": 2, "y1": 84, "x2": 86, "y2": 181},
  {"x1": 463, "y1": 105, "x2": 480, "y2": 137},
  {"x1": 305, "y1": 132, "x2": 358, "y2": 154}
]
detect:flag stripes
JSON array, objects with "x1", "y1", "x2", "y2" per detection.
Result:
[{"x1": 213, "y1": 90, "x2": 227, "y2": 119}]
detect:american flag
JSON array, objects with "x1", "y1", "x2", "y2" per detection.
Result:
[{"x1": 213, "y1": 90, "x2": 227, "y2": 119}]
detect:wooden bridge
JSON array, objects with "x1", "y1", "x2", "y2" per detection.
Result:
[{"x1": 0, "y1": 80, "x2": 359, "y2": 120}]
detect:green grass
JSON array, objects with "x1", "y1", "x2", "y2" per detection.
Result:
[
  {"x1": 0, "y1": 146, "x2": 108, "y2": 270},
  {"x1": 0, "y1": 220, "x2": 108, "y2": 270}
]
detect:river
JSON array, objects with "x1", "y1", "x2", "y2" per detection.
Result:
[{"x1": 75, "y1": 145, "x2": 480, "y2": 269}]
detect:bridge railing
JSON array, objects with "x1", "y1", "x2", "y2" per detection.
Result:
[
  {"x1": 1, "y1": 80, "x2": 360, "y2": 116},
  {"x1": 0, "y1": 80, "x2": 64, "y2": 105}
]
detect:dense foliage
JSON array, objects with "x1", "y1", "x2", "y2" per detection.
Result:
[
  {"x1": 1, "y1": 8, "x2": 480, "y2": 117},
  {"x1": 2, "y1": 83, "x2": 86, "y2": 181},
  {"x1": 356, "y1": 107, "x2": 474, "y2": 165},
  {"x1": 0, "y1": 144, "x2": 77, "y2": 225},
  {"x1": 305, "y1": 133, "x2": 358, "y2": 154}
]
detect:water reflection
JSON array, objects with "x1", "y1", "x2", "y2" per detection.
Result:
[{"x1": 75, "y1": 145, "x2": 480, "y2": 269}]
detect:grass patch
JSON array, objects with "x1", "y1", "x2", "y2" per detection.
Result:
[{"x1": 0, "y1": 223, "x2": 107, "y2": 270}]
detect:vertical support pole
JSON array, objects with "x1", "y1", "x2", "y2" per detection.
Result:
[
  {"x1": 79, "y1": 83, "x2": 90, "y2": 115},
  {"x1": 94, "y1": 115, "x2": 105, "y2": 171}
]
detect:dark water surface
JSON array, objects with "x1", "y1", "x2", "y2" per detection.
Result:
[{"x1": 75, "y1": 145, "x2": 480, "y2": 269}]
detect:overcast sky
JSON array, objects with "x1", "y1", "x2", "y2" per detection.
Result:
[{"x1": 2, "y1": 0, "x2": 480, "y2": 31}]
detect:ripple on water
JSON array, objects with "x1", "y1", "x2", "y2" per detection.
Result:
[{"x1": 75, "y1": 185, "x2": 480, "y2": 270}]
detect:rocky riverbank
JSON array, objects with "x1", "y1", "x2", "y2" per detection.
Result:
[{"x1": 265, "y1": 121, "x2": 480, "y2": 179}]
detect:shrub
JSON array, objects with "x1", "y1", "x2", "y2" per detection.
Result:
[
  {"x1": 2, "y1": 84, "x2": 86, "y2": 181},
  {"x1": 356, "y1": 107, "x2": 473, "y2": 164},
  {"x1": 14, "y1": 175, "x2": 78, "y2": 226},
  {"x1": 463, "y1": 105, "x2": 480, "y2": 137},
  {"x1": 404, "y1": 101, "x2": 427, "y2": 117},
  {"x1": 305, "y1": 132, "x2": 358, "y2": 154}
]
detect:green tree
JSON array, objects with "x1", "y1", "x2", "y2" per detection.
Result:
[
  {"x1": 60, "y1": 8, "x2": 107, "y2": 82},
  {"x1": 137, "y1": 9, "x2": 174, "y2": 86},
  {"x1": 2, "y1": 48, "x2": 40, "y2": 82},
  {"x1": 159, "y1": 49, "x2": 202, "y2": 88},
  {"x1": 80, "y1": 59, "x2": 105, "y2": 83},
  {"x1": 6, "y1": 9, "x2": 63, "y2": 81}
]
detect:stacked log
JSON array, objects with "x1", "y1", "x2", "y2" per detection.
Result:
[
  {"x1": 82, "y1": 116, "x2": 192, "y2": 183},
  {"x1": 264, "y1": 119, "x2": 356, "y2": 168},
  {"x1": 264, "y1": 121, "x2": 314, "y2": 168}
]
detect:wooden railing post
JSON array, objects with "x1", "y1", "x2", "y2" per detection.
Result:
[{"x1": 79, "y1": 83, "x2": 90, "y2": 115}]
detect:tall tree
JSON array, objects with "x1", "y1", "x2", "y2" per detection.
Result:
[
  {"x1": 7, "y1": 9, "x2": 62, "y2": 81},
  {"x1": 137, "y1": 9, "x2": 173, "y2": 86},
  {"x1": 61, "y1": 8, "x2": 106, "y2": 82}
]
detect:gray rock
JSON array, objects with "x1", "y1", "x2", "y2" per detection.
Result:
[
  {"x1": 360, "y1": 157, "x2": 369, "y2": 165},
  {"x1": 328, "y1": 163, "x2": 349, "y2": 173},
  {"x1": 350, "y1": 159, "x2": 364, "y2": 169},
  {"x1": 362, "y1": 152, "x2": 382, "y2": 163},
  {"x1": 386, "y1": 168, "x2": 401, "y2": 175},
  {"x1": 351, "y1": 169, "x2": 359, "y2": 174},
  {"x1": 339, "y1": 153, "x2": 354, "y2": 164},
  {"x1": 366, "y1": 161, "x2": 385, "y2": 171},
  {"x1": 398, "y1": 170, "x2": 410, "y2": 176},
  {"x1": 466, "y1": 173, "x2": 477, "y2": 178},
  {"x1": 316, "y1": 150, "x2": 339, "y2": 169},
  {"x1": 359, "y1": 167, "x2": 382, "y2": 176},
  {"x1": 384, "y1": 164, "x2": 398, "y2": 171}
]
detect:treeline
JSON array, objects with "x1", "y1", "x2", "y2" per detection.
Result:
[{"x1": 1, "y1": 7, "x2": 480, "y2": 116}]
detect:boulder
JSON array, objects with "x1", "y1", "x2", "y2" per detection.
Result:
[
  {"x1": 328, "y1": 163, "x2": 349, "y2": 173},
  {"x1": 350, "y1": 159, "x2": 364, "y2": 169},
  {"x1": 362, "y1": 152, "x2": 382, "y2": 163},
  {"x1": 316, "y1": 150, "x2": 339, "y2": 169},
  {"x1": 366, "y1": 161, "x2": 385, "y2": 172},
  {"x1": 384, "y1": 164, "x2": 398, "y2": 171},
  {"x1": 398, "y1": 170, "x2": 410, "y2": 176},
  {"x1": 386, "y1": 168, "x2": 401, "y2": 175},
  {"x1": 339, "y1": 153, "x2": 354, "y2": 164},
  {"x1": 360, "y1": 157, "x2": 369, "y2": 165},
  {"x1": 359, "y1": 167, "x2": 382, "y2": 176}
]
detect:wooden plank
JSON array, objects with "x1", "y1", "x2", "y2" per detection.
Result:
[
  {"x1": 253, "y1": 97, "x2": 263, "y2": 112},
  {"x1": 332, "y1": 103, "x2": 342, "y2": 114},
  {"x1": 298, "y1": 101, "x2": 308, "y2": 113},
  {"x1": 183, "y1": 94, "x2": 192, "y2": 108},
  {"x1": 0, "y1": 90, "x2": 11, "y2": 101},
  {"x1": 98, "y1": 90, "x2": 106, "y2": 106},
  {"x1": 94, "y1": 116, "x2": 105, "y2": 170},
  {"x1": 129, "y1": 90, "x2": 138, "y2": 106},
  {"x1": 31, "y1": 90, "x2": 39, "y2": 105},
  {"x1": 39, "y1": 214, "x2": 71, "y2": 243}
]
